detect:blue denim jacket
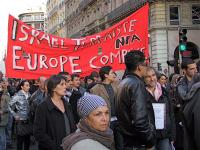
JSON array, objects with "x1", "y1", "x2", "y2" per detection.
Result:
[{"x1": 9, "y1": 90, "x2": 30, "y2": 120}]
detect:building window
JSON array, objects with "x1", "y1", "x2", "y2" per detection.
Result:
[
  {"x1": 169, "y1": 6, "x2": 179, "y2": 25},
  {"x1": 34, "y1": 23, "x2": 41, "y2": 30},
  {"x1": 25, "y1": 15, "x2": 32, "y2": 22},
  {"x1": 35, "y1": 15, "x2": 42, "y2": 20},
  {"x1": 192, "y1": 5, "x2": 200, "y2": 24}
]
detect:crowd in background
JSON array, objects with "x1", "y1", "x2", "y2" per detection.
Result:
[{"x1": 0, "y1": 50, "x2": 200, "y2": 150}]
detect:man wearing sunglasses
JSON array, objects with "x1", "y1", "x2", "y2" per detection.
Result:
[{"x1": 116, "y1": 50, "x2": 155, "y2": 150}]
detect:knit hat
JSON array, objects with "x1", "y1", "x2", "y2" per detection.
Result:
[{"x1": 77, "y1": 94, "x2": 107, "y2": 118}]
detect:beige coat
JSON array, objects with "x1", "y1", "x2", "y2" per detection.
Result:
[{"x1": 90, "y1": 81, "x2": 119, "y2": 114}]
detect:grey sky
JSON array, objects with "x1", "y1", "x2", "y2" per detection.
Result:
[{"x1": 0, "y1": 0, "x2": 46, "y2": 61}]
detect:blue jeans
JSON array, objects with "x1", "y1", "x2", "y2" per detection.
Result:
[
  {"x1": 5, "y1": 112, "x2": 13, "y2": 145},
  {"x1": 0, "y1": 127, "x2": 6, "y2": 150},
  {"x1": 154, "y1": 138, "x2": 172, "y2": 150}
]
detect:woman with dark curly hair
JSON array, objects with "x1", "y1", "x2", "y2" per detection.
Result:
[{"x1": 34, "y1": 75, "x2": 76, "y2": 150}]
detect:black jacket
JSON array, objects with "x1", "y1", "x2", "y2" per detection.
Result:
[
  {"x1": 115, "y1": 73, "x2": 155, "y2": 148},
  {"x1": 69, "y1": 90, "x2": 82, "y2": 124},
  {"x1": 182, "y1": 82, "x2": 200, "y2": 150},
  {"x1": 29, "y1": 89, "x2": 46, "y2": 124},
  {"x1": 33, "y1": 96, "x2": 76, "y2": 150},
  {"x1": 147, "y1": 87, "x2": 176, "y2": 141}
]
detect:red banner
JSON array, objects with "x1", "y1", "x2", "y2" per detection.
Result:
[{"x1": 6, "y1": 4, "x2": 149, "y2": 79}]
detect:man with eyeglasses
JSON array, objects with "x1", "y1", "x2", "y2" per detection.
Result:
[{"x1": 116, "y1": 50, "x2": 155, "y2": 150}]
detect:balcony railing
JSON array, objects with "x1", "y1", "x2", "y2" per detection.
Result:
[
  {"x1": 65, "y1": 0, "x2": 98, "y2": 22},
  {"x1": 87, "y1": 21, "x2": 97, "y2": 29},
  {"x1": 59, "y1": 0, "x2": 65, "y2": 8},
  {"x1": 47, "y1": 5, "x2": 59, "y2": 18},
  {"x1": 34, "y1": 16, "x2": 45, "y2": 21},
  {"x1": 107, "y1": 0, "x2": 147, "y2": 22},
  {"x1": 20, "y1": 16, "x2": 44, "y2": 22},
  {"x1": 79, "y1": 0, "x2": 97, "y2": 12}
]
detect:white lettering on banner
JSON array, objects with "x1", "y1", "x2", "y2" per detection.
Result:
[
  {"x1": 30, "y1": 30, "x2": 40, "y2": 44},
  {"x1": 89, "y1": 48, "x2": 145, "y2": 69},
  {"x1": 71, "y1": 20, "x2": 139, "y2": 51},
  {"x1": 49, "y1": 58, "x2": 58, "y2": 68},
  {"x1": 13, "y1": 46, "x2": 24, "y2": 70},
  {"x1": 40, "y1": 34, "x2": 51, "y2": 47},
  {"x1": 90, "y1": 35, "x2": 101, "y2": 45},
  {"x1": 89, "y1": 56, "x2": 101, "y2": 69},
  {"x1": 12, "y1": 46, "x2": 82, "y2": 73},
  {"x1": 17, "y1": 19, "x2": 139, "y2": 51},
  {"x1": 60, "y1": 56, "x2": 68, "y2": 72},
  {"x1": 12, "y1": 46, "x2": 146, "y2": 73},
  {"x1": 89, "y1": 50, "x2": 131, "y2": 69},
  {"x1": 27, "y1": 54, "x2": 37, "y2": 70},
  {"x1": 51, "y1": 37, "x2": 59, "y2": 48},
  {"x1": 110, "y1": 51, "x2": 121, "y2": 63},
  {"x1": 121, "y1": 50, "x2": 129, "y2": 63},
  {"x1": 17, "y1": 26, "x2": 71, "y2": 49},
  {"x1": 72, "y1": 38, "x2": 86, "y2": 51},
  {"x1": 40, "y1": 55, "x2": 48, "y2": 69},
  {"x1": 69, "y1": 56, "x2": 81, "y2": 73},
  {"x1": 129, "y1": 20, "x2": 137, "y2": 32},
  {"x1": 100, "y1": 55, "x2": 109, "y2": 65},
  {"x1": 60, "y1": 39, "x2": 68, "y2": 49},
  {"x1": 12, "y1": 20, "x2": 18, "y2": 40},
  {"x1": 19, "y1": 25, "x2": 30, "y2": 41},
  {"x1": 122, "y1": 21, "x2": 128, "y2": 33}
]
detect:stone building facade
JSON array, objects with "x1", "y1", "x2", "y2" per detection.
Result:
[
  {"x1": 46, "y1": 0, "x2": 66, "y2": 36},
  {"x1": 149, "y1": 0, "x2": 200, "y2": 74},
  {"x1": 46, "y1": 0, "x2": 200, "y2": 75}
]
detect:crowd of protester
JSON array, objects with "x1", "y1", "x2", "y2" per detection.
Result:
[{"x1": 0, "y1": 50, "x2": 200, "y2": 150}]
